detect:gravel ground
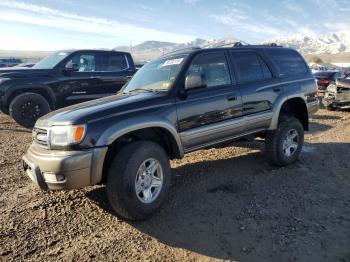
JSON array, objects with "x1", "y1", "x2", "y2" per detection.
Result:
[{"x1": 0, "y1": 109, "x2": 350, "y2": 262}]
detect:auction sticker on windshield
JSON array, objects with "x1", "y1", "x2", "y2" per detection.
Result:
[{"x1": 161, "y1": 58, "x2": 184, "y2": 67}]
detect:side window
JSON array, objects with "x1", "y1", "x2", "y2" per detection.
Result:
[
  {"x1": 265, "y1": 49, "x2": 308, "y2": 77},
  {"x1": 231, "y1": 52, "x2": 271, "y2": 84},
  {"x1": 66, "y1": 54, "x2": 96, "y2": 72},
  {"x1": 98, "y1": 53, "x2": 129, "y2": 72},
  {"x1": 258, "y1": 56, "x2": 272, "y2": 79},
  {"x1": 186, "y1": 52, "x2": 231, "y2": 88}
]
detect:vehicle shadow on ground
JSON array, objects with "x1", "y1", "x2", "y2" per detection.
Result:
[
  {"x1": 310, "y1": 114, "x2": 341, "y2": 120},
  {"x1": 86, "y1": 141, "x2": 350, "y2": 261},
  {"x1": 0, "y1": 115, "x2": 31, "y2": 133},
  {"x1": 0, "y1": 127, "x2": 31, "y2": 133},
  {"x1": 308, "y1": 121, "x2": 333, "y2": 133}
]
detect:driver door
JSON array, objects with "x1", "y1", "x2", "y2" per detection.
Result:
[{"x1": 176, "y1": 51, "x2": 243, "y2": 151}]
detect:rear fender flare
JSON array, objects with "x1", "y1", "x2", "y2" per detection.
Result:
[{"x1": 269, "y1": 93, "x2": 307, "y2": 130}]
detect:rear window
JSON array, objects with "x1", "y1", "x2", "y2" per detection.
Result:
[
  {"x1": 266, "y1": 49, "x2": 308, "y2": 77},
  {"x1": 314, "y1": 72, "x2": 335, "y2": 77}
]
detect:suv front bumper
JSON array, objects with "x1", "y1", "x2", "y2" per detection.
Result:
[{"x1": 22, "y1": 143, "x2": 107, "y2": 190}]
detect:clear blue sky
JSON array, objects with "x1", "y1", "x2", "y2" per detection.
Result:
[{"x1": 0, "y1": 0, "x2": 347, "y2": 50}]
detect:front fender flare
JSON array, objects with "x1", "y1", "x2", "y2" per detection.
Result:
[{"x1": 96, "y1": 117, "x2": 184, "y2": 158}]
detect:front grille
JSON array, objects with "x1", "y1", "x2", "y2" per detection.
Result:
[{"x1": 33, "y1": 127, "x2": 48, "y2": 147}]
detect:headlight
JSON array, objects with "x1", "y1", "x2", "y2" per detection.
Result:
[
  {"x1": 49, "y1": 125, "x2": 86, "y2": 146},
  {"x1": 327, "y1": 84, "x2": 337, "y2": 93}
]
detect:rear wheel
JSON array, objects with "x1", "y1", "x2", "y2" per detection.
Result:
[
  {"x1": 265, "y1": 116, "x2": 304, "y2": 166},
  {"x1": 9, "y1": 92, "x2": 51, "y2": 128},
  {"x1": 106, "y1": 141, "x2": 171, "y2": 220}
]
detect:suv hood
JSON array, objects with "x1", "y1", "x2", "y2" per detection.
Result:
[
  {"x1": 36, "y1": 92, "x2": 171, "y2": 127},
  {"x1": 0, "y1": 68, "x2": 52, "y2": 79}
]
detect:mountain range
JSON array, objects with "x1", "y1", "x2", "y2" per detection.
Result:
[{"x1": 114, "y1": 32, "x2": 350, "y2": 62}]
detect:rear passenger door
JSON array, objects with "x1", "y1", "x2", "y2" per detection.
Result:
[
  {"x1": 229, "y1": 51, "x2": 279, "y2": 130},
  {"x1": 94, "y1": 52, "x2": 135, "y2": 95}
]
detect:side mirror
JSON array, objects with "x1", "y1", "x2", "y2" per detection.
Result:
[
  {"x1": 64, "y1": 62, "x2": 79, "y2": 73},
  {"x1": 185, "y1": 73, "x2": 206, "y2": 90}
]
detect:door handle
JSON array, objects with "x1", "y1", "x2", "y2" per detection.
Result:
[
  {"x1": 273, "y1": 87, "x2": 281, "y2": 92},
  {"x1": 227, "y1": 95, "x2": 236, "y2": 101}
]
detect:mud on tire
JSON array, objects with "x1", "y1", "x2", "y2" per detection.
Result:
[
  {"x1": 265, "y1": 116, "x2": 304, "y2": 166},
  {"x1": 106, "y1": 141, "x2": 171, "y2": 220}
]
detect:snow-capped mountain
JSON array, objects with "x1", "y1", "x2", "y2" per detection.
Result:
[
  {"x1": 266, "y1": 32, "x2": 350, "y2": 54},
  {"x1": 114, "y1": 32, "x2": 350, "y2": 62},
  {"x1": 114, "y1": 38, "x2": 239, "y2": 61},
  {"x1": 115, "y1": 38, "x2": 240, "y2": 52}
]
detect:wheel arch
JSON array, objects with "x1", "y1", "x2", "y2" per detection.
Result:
[
  {"x1": 270, "y1": 95, "x2": 309, "y2": 131},
  {"x1": 97, "y1": 121, "x2": 184, "y2": 183},
  {"x1": 5, "y1": 85, "x2": 56, "y2": 110}
]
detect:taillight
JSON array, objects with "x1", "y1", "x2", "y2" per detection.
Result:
[{"x1": 319, "y1": 79, "x2": 330, "y2": 84}]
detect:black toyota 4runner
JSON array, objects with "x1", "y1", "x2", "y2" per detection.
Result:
[
  {"x1": 23, "y1": 44, "x2": 318, "y2": 220},
  {"x1": 0, "y1": 50, "x2": 136, "y2": 127}
]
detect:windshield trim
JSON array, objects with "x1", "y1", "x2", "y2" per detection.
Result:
[{"x1": 122, "y1": 54, "x2": 188, "y2": 94}]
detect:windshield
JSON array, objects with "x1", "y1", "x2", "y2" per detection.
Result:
[
  {"x1": 123, "y1": 55, "x2": 187, "y2": 93},
  {"x1": 33, "y1": 51, "x2": 70, "y2": 69}
]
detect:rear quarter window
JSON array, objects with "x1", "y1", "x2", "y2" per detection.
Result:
[
  {"x1": 230, "y1": 51, "x2": 272, "y2": 84},
  {"x1": 266, "y1": 49, "x2": 308, "y2": 77},
  {"x1": 97, "y1": 53, "x2": 129, "y2": 72}
]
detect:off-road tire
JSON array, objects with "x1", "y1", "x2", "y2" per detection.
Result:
[
  {"x1": 265, "y1": 116, "x2": 304, "y2": 166},
  {"x1": 9, "y1": 92, "x2": 51, "y2": 128},
  {"x1": 106, "y1": 141, "x2": 171, "y2": 220}
]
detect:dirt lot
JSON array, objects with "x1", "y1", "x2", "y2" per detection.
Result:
[{"x1": 0, "y1": 109, "x2": 350, "y2": 262}]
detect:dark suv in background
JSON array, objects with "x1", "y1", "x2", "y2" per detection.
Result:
[
  {"x1": 0, "y1": 50, "x2": 136, "y2": 127},
  {"x1": 313, "y1": 71, "x2": 342, "y2": 91},
  {"x1": 23, "y1": 44, "x2": 318, "y2": 220}
]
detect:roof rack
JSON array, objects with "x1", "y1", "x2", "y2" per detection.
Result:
[
  {"x1": 161, "y1": 47, "x2": 201, "y2": 57},
  {"x1": 232, "y1": 41, "x2": 250, "y2": 47},
  {"x1": 201, "y1": 40, "x2": 244, "y2": 49},
  {"x1": 233, "y1": 42, "x2": 282, "y2": 48},
  {"x1": 161, "y1": 42, "x2": 282, "y2": 57}
]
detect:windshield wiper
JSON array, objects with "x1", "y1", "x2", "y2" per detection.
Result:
[{"x1": 127, "y1": 88, "x2": 158, "y2": 93}]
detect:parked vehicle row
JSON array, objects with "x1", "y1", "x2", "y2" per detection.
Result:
[
  {"x1": 323, "y1": 74, "x2": 350, "y2": 110},
  {"x1": 0, "y1": 50, "x2": 136, "y2": 127},
  {"x1": 313, "y1": 71, "x2": 342, "y2": 92},
  {"x1": 15, "y1": 62, "x2": 36, "y2": 68},
  {"x1": 0, "y1": 58, "x2": 23, "y2": 68},
  {"x1": 22, "y1": 44, "x2": 318, "y2": 220}
]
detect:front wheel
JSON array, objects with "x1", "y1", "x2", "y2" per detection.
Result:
[
  {"x1": 106, "y1": 141, "x2": 171, "y2": 220},
  {"x1": 265, "y1": 117, "x2": 304, "y2": 166},
  {"x1": 9, "y1": 92, "x2": 51, "y2": 128}
]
